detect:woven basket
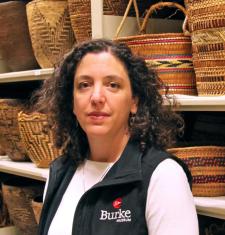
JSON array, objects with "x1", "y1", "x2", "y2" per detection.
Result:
[
  {"x1": 167, "y1": 146, "x2": 225, "y2": 197},
  {"x1": 18, "y1": 111, "x2": 62, "y2": 168},
  {"x1": 0, "y1": 99, "x2": 29, "y2": 161},
  {"x1": 115, "y1": 1, "x2": 197, "y2": 96},
  {"x1": 31, "y1": 195, "x2": 43, "y2": 224},
  {"x1": 185, "y1": 0, "x2": 225, "y2": 96},
  {"x1": 67, "y1": 0, "x2": 150, "y2": 42},
  {"x1": 0, "y1": 1, "x2": 39, "y2": 72},
  {"x1": 26, "y1": 0, "x2": 76, "y2": 68},
  {"x1": 2, "y1": 178, "x2": 44, "y2": 235}
]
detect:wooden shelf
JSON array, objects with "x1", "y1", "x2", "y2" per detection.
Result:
[
  {"x1": 0, "y1": 156, "x2": 48, "y2": 181},
  {"x1": 195, "y1": 196, "x2": 225, "y2": 220},
  {"x1": 0, "y1": 68, "x2": 53, "y2": 83},
  {"x1": 0, "y1": 69, "x2": 225, "y2": 111}
]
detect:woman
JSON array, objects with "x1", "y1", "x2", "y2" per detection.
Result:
[{"x1": 34, "y1": 39, "x2": 198, "y2": 235}]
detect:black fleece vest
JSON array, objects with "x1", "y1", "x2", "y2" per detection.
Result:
[{"x1": 38, "y1": 141, "x2": 191, "y2": 235}]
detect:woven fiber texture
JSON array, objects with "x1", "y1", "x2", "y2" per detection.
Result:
[
  {"x1": 31, "y1": 196, "x2": 43, "y2": 224},
  {"x1": 0, "y1": 1, "x2": 39, "y2": 72},
  {"x1": 68, "y1": 0, "x2": 150, "y2": 42},
  {"x1": 115, "y1": 1, "x2": 197, "y2": 96},
  {"x1": 167, "y1": 146, "x2": 225, "y2": 197},
  {"x1": 185, "y1": 0, "x2": 225, "y2": 96},
  {"x1": 26, "y1": 0, "x2": 75, "y2": 68},
  {"x1": 2, "y1": 178, "x2": 44, "y2": 235},
  {"x1": 0, "y1": 99, "x2": 29, "y2": 161},
  {"x1": 18, "y1": 111, "x2": 62, "y2": 168}
]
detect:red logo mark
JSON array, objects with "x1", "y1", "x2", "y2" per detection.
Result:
[{"x1": 113, "y1": 198, "x2": 122, "y2": 209}]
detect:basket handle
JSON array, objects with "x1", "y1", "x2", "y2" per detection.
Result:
[
  {"x1": 115, "y1": 0, "x2": 141, "y2": 38},
  {"x1": 140, "y1": 2, "x2": 190, "y2": 36}
]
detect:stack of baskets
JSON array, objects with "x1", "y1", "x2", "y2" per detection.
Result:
[
  {"x1": 185, "y1": 0, "x2": 225, "y2": 96},
  {"x1": 168, "y1": 146, "x2": 225, "y2": 197},
  {"x1": 115, "y1": 1, "x2": 197, "y2": 96}
]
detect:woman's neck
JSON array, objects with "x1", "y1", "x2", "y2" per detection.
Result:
[{"x1": 87, "y1": 133, "x2": 130, "y2": 162}]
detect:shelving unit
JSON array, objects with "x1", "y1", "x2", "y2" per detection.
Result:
[{"x1": 1, "y1": 0, "x2": 224, "y2": 234}]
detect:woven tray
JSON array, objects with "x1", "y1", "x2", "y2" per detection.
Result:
[
  {"x1": 26, "y1": 0, "x2": 76, "y2": 68},
  {"x1": 18, "y1": 111, "x2": 62, "y2": 168},
  {"x1": 185, "y1": 0, "x2": 225, "y2": 96},
  {"x1": 167, "y1": 146, "x2": 225, "y2": 197},
  {"x1": 115, "y1": 1, "x2": 197, "y2": 96}
]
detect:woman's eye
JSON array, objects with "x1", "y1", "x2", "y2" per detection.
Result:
[
  {"x1": 78, "y1": 82, "x2": 90, "y2": 89},
  {"x1": 109, "y1": 82, "x2": 120, "y2": 89}
]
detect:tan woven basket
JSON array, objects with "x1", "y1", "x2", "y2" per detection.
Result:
[
  {"x1": 167, "y1": 146, "x2": 225, "y2": 197},
  {"x1": 2, "y1": 178, "x2": 44, "y2": 235},
  {"x1": 67, "y1": 0, "x2": 149, "y2": 42},
  {"x1": 115, "y1": 1, "x2": 197, "y2": 96},
  {"x1": 0, "y1": 1, "x2": 39, "y2": 72},
  {"x1": 18, "y1": 111, "x2": 62, "y2": 168},
  {"x1": 0, "y1": 99, "x2": 29, "y2": 161},
  {"x1": 185, "y1": 0, "x2": 225, "y2": 96},
  {"x1": 26, "y1": 0, "x2": 76, "y2": 68}
]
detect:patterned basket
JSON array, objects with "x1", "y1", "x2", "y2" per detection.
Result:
[
  {"x1": 31, "y1": 195, "x2": 43, "y2": 224},
  {"x1": 2, "y1": 178, "x2": 44, "y2": 235},
  {"x1": 67, "y1": 0, "x2": 150, "y2": 42},
  {"x1": 167, "y1": 146, "x2": 225, "y2": 197},
  {"x1": 115, "y1": 1, "x2": 197, "y2": 96},
  {"x1": 0, "y1": 99, "x2": 29, "y2": 161},
  {"x1": 0, "y1": 1, "x2": 39, "y2": 72},
  {"x1": 18, "y1": 111, "x2": 62, "y2": 168},
  {"x1": 26, "y1": 0, "x2": 76, "y2": 68},
  {"x1": 185, "y1": 0, "x2": 225, "y2": 96}
]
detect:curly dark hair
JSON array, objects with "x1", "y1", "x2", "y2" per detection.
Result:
[{"x1": 30, "y1": 38, "x2": 183, "y2": 164}]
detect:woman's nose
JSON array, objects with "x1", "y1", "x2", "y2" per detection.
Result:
[{"x1": 90, "y1": 85, "x2": 106, "y2": 104}]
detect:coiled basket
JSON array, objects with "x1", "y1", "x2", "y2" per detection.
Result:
[{"x1": 167, "y1": 146, "x2": 225, "y2": 197}]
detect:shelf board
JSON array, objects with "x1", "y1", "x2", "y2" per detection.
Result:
[
  {"x1": 0, "y1": 156, "x2": 48, "y2": 181},
  {"x1": 165, "y1": 94, "x2": 225, "y2": 111},
  {"x1": 194, "y1": 196, "x2": 225, "y2": 220},
  {"x1": 0, "y1": 68, "x2": 53, "y2": 83}
]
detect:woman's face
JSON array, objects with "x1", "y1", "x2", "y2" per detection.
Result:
[{"x1": 73, "y1": 51, "x2": 137, "y2": 139}]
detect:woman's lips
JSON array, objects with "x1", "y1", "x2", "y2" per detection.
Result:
[{"x1": 87, "y1": 112, "x2": 110, "y2": 120}]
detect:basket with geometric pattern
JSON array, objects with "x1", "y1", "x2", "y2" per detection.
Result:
[
  {"x1": 167, "y1": 146, "x2": 225, "y2": 196},
  {"x1": 185, "y1": 0, "x2": 225, "y2": 96},
  {"x1": 18, "y1": 111, "x2": 62, "y2": 168},
  {"x1": 115, "y1": 1, "x2": 197, "y2": 96},
  {"x1": 26, "y1": 0, "x2": 76, "y2": 68}
]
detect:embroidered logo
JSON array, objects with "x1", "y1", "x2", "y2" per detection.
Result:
[
  {"x1": 113, "y1": 198, "x2": 122, "y2": 209},
  {"x1": 99, "y1": 197, "x2": 132, "y2": 223}
]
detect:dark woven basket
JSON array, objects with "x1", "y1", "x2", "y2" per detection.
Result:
[
  {"x1": 0, "y1": 99, "x2": 29, "y2": 161},
  {"x1": 2, "y1": 178, "x2": 44, "y2": 235},
  {"x1": 0, "y1": 1, "x2": 39, "y2": 72},
  {"x1": 168, "y1": 146, "x2": 225, "y2": 197}
]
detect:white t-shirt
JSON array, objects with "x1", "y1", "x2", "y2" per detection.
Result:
[{"x1": 45, "y1": 159, "x2": 199, "y2": 235}]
